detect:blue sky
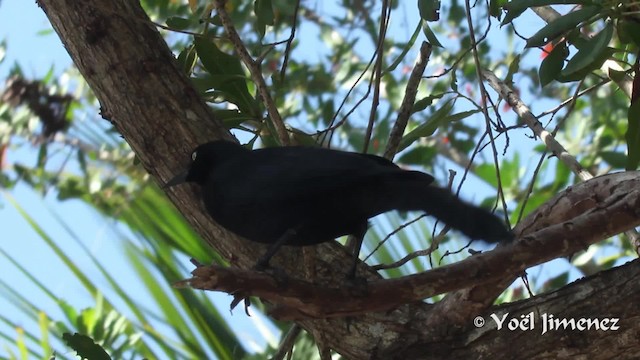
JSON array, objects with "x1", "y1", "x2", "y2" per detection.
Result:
[
  {"x1": 0, "y1": 0, "x2": 68, "y2": 76},
  {"x1": 0, "y1": 0, "x2": 275, "y2": 356}
]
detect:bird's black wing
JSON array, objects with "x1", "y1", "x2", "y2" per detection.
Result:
[{"x1": 223, "y1": 147, "x2": 432, "y2": 200}]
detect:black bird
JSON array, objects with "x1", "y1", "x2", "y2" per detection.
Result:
[{"x1": 165, "y1": 140, "x2": 512, "y2": 276}]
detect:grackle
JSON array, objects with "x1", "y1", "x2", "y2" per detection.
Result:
[{"x1": 165, "y1": 140, "x2": 512, "y2": 276}]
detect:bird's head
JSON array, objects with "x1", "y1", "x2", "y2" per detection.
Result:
[{"x1": 164, "y1": 140, "x2": 247, "y2": 188}]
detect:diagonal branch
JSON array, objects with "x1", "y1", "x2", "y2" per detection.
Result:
[
  {"x1": 384, "y1": 41, "x2": 432, "y2": 160},
  {"x1": 212, "y1": 0, "x2": 289, "y2": 145},
  {"x1": 422, "y1": 67, "x2": 632, "y2": 336},
  {"x1": 37, "y1": 0, "x2": 640, "y2": 357},
  {"x1": 363, "y1": 0, "x2": 391, "y2": 154},
  {"x1": 482, "y1": 69, "x2": 593, "y2": 181},
  {"x1": 186, "y1": 172, "x2": 640, "y2": 319},
  {"x1": 484, "y1": 69, "x2": 640, "y2": 249}
]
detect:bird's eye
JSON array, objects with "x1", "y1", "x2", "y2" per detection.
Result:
[{"x1": 191, "y1": 151, "x2": 198, "y2": 161}]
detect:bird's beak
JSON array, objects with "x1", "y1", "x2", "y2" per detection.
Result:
[{"x1": 163, "y1": 170, "x2": 188, "y2": 189}]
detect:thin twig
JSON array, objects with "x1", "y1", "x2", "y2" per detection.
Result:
[
  {"x1": 152, "y1": 21, "x2": 203, "y2": 36},
  {"x1": 518, "y1": 149, "x2": 550, "y2": 224},
  {"x1": 384, "y1": 41, "x2": 432, "y2": 160},
  {"x1": 465, "y1": 0, "x2": 510, "y2": 223},
  {"x1": 279, "y1": 0, "x2": 301, "y2": 83},
  {"x1": 372, "y1": 245, "x2": 432, "y2": 271},
  {"x1": 537, "y1": 80, "x2": 609, "y2": 118},
  {"x1": 271, "y1": 324, "x2": 303, "y2": 360},
  {"x1": 482, "y1": 70, "x2": 593, "y2": 181},
  {"x1": 319, "y1": 45, "x2": 377, "y2": 146},
  {"x1": 517, "y1": 77, "x2": 584, "y2": 222},
  {"x1": 363, "y1": 0, "x2": 391, "y2": 153},
  {"x1": 213, "y1": 0, "x2": 289, "y2": 145},
  {"x1": 366, "y1": 214, "x2": 426, "y2": 264}
]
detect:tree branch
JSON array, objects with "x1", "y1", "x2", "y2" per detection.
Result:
[
  {"x1": 186, "y1": 172, "x2": 640, "y2": 318},
  {"x1": 212, "y1": 0, "x2": 289, "y2": 145},
  {"x1": 384, "y1": 41, "x2": 432, "y2": 160},
  {"x1": 407, "y1": 258, "x2": 640, "y2": 359},
  {"x1": 483, "y1": 69, "x2": 592, "y2": 181},
  {"x1": 484, "y1": 69, "x2": 640, "y2": 253},
  {"x1": 37, "y1": 0, "x2": 640, "y2": 357}
]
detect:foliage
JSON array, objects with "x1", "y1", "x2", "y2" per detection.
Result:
[{"x1": 1, "y1": 0, "x2": 637, "y2": 358}]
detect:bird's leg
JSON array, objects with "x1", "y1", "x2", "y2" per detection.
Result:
[
  {"x1": 346, "y1": 222, "x2": 369, "y2": 279},
  {"x1": 254, "y1": 227, "x2": 299, "y2": 271},
  {"x1": 347, "y1": 235, "x2": 364, "y2": 279}
]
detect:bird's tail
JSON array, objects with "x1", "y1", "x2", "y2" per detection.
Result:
[{"x1": 391, "y1": 182, "x2": 513, "y2": 243}]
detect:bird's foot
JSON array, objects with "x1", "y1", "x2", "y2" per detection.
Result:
[
  {"x1": 252, "y1": 257, "x2": 270, "y2": 272},
  {"x1": 344, "y1": 275, "x2": 369, "y2": 296},
  {"x1": 252, "y1": 261, "x2": 289, "y2": 288},
  {"x1": 230, "y1": 292, "x2": 252, "y2": 316}
]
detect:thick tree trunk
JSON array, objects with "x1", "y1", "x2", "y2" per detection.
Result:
[{"x1": 37, "y1": 0, "x2": 640, "y2": 358}]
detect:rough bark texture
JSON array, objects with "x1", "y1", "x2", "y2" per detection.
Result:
[
  {"x1": 406, "y1": 259, "x2": 640, "y2": 360},
  {"x1": 37, "y1": 0, "x2": 640, "y2": 358}
]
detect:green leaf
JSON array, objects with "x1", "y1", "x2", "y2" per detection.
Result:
[
  {"x1": 210, "y1": 14, "x2": 223, "y2": 26},
  {"x1": 290, "y1": 127, "x2": 319, "y2": 146},
  {"x1": 489, "y1": 0, "x2": 507, "y2": 20},
  {"x1": 450, "y1": 70, "x2": 458, "y2": 92},
  {"x1": 526, "y1": 6, "x2": 600, "y2": 48},
  {"x1": 500, "y1": 152, "x2": 520, "y2": 186},
  {"x1": 38, "y1": 312, "x2": 52, "y2": 356},
  {"x1": 63, "y1": 333, "x2": 112, "y2": 360},
  {"x1": 625, "y1": 101, "x2": 640, "y2": 170},
  {"x1": 385, "y1": 23, "x2": 422, "y2": 73},
  {"x1": 194, "y1": 38, "x2": 245, "y2": 78},
  {"x1": 399, "y1": 99, "x2": 454, "y2": 151},
  {"x1": 446, "y1": 109, "x2": 481, "y2": 123},
  {"x1": 193, "y1": 74, "x2": 257, "y2": 111},
  {"x1": 176, "y1": 44, "x2": 197, "y2": 75},
  {"x1": 0, "y1": 40, "x2": 5, "y2": 64},
  {"x1": 212, "y1": 109, "x2": 256, "y2": 129},
  {"x1": 501, "y1": 6, "x2": 525, "y2": 25},
  {"x1": 166, "y1": 16, "x2": 191, "y2": 30},
  {"x1": 418, "y1": 0, "x2": 440, "y2": 22},
  {"x1": 421, "y1": 21, "x2": 443, "y2": 48},
  {"x1": 557, "y1": 47, "x2": 614, "y2": 83},
  {"x1": 36, "y1": 28, "x2": 55, "y2": 36},
  {"x1": 539, "y1": 42, "x2": 568, "y2": 87},
  {"x1": 194, "y1": 38, "x2": 257, "y2": 115},
  {"x1": 37, "y1": 143, "x2": 47, "y2": 169},
  {"x1": 552, "y1": 157, "x2": 571, "y2": 191},
  {"x1": 255, "y1": 0, "x2": 275, "y2": 26},
  {"x1": 600, "y1": 151, "x2": 626, "y2": 169},
  {"x1": 541, "y1": 272, "x2": 570, "y2": 291},
  {"x1": 560, "y1": 22, "x2": 613, "y2": 78},
  {"x1": 505, "y1": 54, "x2": 521, "y2": 86},
  {"x1": 398, "y1": 108, "x2": 478, "y2": 152},
  {"x1": 618, "y1": 19, "x2": 640, "y2": 47},
  {"x1": 254, "y1": 0, "x2": 274, "y2": 39},
  {"x1": 609, "y1": 68, "x2": 627, "y2": 83},
  {"x1": 397, "y1": 145, "x2": 437, "y2": 165},
  {"x1": 77, "y1": 149, "x2": 88, "y2": 175},
  {"x1": 476, "y1": 163, "x2": 499, "y2": 188},
  {"x1": 412, "y1": 93, "x2": 445, "y2": 113},
  {"x1": 503, "y1": 0, "x2": 590, "y2": 25}
]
